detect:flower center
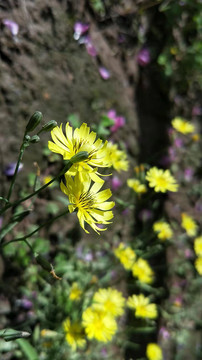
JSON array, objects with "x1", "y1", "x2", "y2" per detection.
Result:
[
  {"x1": 77, "y1": 191, "x2": 95, "y2": 210},
  {"x1": 156, "y1": 175, "x2": 167, "y2": 188}
]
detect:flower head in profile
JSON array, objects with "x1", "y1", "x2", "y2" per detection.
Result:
[
  {"x1": 181, "y1": 213, "x2": 198, "y2": 237},
  {"x1": 153, "y1": 221, "x2": 173, "y2": 241},
  {"x1": 146, "y1": 167, "x2": 178, "y2": 193},
  {"x1": 60, "y1": 173, "x2": 114, "y2": 234},
  {"x1": 114, "y1": 243, "x2": 136, "y2": 270},
  {"x1": 132, "y1": 258, "x2": 154, "y2": 284},
  {"x1": 107, "y1": 141, "x2": 129, "y2": 172},
  {"x1": 195, "y1": 257, "x2": 202, "y2": 275},
  {"x1": 127, "y1": 178, "x2": 147, "y2": 194},
  {"x1": 127, "y1": 294, "x2": 157, "y2": 319},
  {"x1": 63, "y1": 318, "x2": 86, "y2": 351},
  {"x1": 69, "y1": 282, "x2": 82, "y2": 301},
  {"x1": 146, "y1": 343, "x2": 163, "y2": 360},
  {"x1": 172, "y1": 117, "x2": 195, "y2": 134},
  {"x1": 194, "y1": 236, "x2": 202, "y2": 256},
  {"x1": 82, "y1": 306, "x2": 117, "y2": 342},
  {"x1": 93, "y1": 288, "x2": 125, "y2": 317},
  {"x1": 48, "y1": 122, "x2": 110, "y2": 182}
]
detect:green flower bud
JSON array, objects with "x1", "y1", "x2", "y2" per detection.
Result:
[
  {"x1": 70, "y1": 151, "x2": 89, "y2": 164},
  {"x1": 30, "y1": 135, "x2": 40, "y2": 143},
  {"x1": 0, "y1": 329, "x2": 31, "y2": 342},
  {"x1": 24, "y1": 135, "x2": 31, "y2": 141},
  {"x1": 25, "y1": 111, "x2": 42, "y2": 133},
  {"x1": 38, "y1": 120, "x2": 57, "y2": 135}
]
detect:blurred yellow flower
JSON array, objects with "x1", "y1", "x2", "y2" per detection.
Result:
[
  {"x1": 60, "y1": 173, "x2": 114, "y2": 234},
  {"x1": 127, "y1": 294, "x2": 157, "y2": 319},
  {"x1": 82, "y1": 306, "x2": 117, "y2": 342},
  {"x1": 69, "y1": 282, "x2": 82, "y2": 301},
  {"x1": 181, "y1": 213, "x2": 198, "y2": 237},
  {"x1": 114, "y1": 242, "x2": 136, "y2": 270},
  {"x1": 172, "y1": 117, "x2": 195, "y2": 134},
  {"x1": 132, "y1": 258, "x2": 154, "y2": 284},
  {"x1": 192, "y1": 133, "x2": 200, "y2": 142},
  {"x1": 146, "y1": 167, "x2": 178, "y2": 193},
  {"x1": 93, "y1": 288, "x2": 125, "y2": 317},
  {"x1": 195, "y1": 257, "x2": 202, "y2": 275},
  {"x1": 153, "y1": 221, "x2": 173, "y2": 241},
  {"x1": 107, "y1": 141, "x2": 129, "y2": 172},
  {"x1": 63, "y1": 318, "x2": 86, "y2": 351},
  {"x1": 194, "y1": 236, "x2": 202, "y2": 256},
  {"x1": 43, "y1": 175, "x2": 53, "y2": 187},
  {"x1": 48, "y1": 122, "x2": 110, "y2": 182},
  {"x1": 127, "y1": 179, "x2": 147, "y2": 194},
  {"x1": 146, "y1": 343, "x2": 163, "y2": 360}
]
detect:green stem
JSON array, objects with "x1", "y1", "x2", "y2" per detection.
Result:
[
  {"x1": 6, "y1": 140, "x2": 26, "y2": 202},
  {"x1": 1, "y1": 208, "x2": 69, "y2": 248}
]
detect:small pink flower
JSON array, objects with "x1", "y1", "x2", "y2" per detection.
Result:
[
  {"x1": 111, "y1": 116, "x2": 125, "y2": 132},
  {"x1": 137, "y1": 48, "x2": 151, "y2": 67},
  {"x1": 3, "y1": 19, "x2": 19, "y2": 36},
  {"x1": 174, "y1": 138, "x2": 184, "y2": 148},
  {"x1": 73, "y1": 22, "x2": 89, "y2": 40},
  {"x1": 111, "y1": 176, "x2": 122, "y2": 191},
  {"x1": 85, "y1": 36, "x2": 97, "y2": 57},
  {"x1": 99, "y1": 67, "x2": 111, "y2": 80},
  {"x1": 184, "y1": 248, "x2": 193, "y2": 259},
  {"x1": 192, "y1": 106, "x2": 202, "y2": 117},
  {"x1": 159, "y1": 327, "x2": 170, "y2": 340},
  {"x1": 107, "y1": 109, "x2": 117, "y2": 120},
  {"x1": 184, "y1": 168, "x2": 194, "y2": 182}
]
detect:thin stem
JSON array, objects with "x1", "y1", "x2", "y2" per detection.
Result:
[
  {"x1": 1, "y1": 208, "x2": 69, "y2": 248},
  {"x1": 6, "y1": 140, "x2": 26, "y2": 202}
]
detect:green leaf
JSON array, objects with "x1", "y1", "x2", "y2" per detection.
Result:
[
  {"x1": 16, "y1": 339, "x2": 39, "y2": 360},
  {"x1": 67, "y1": 113, "x2": 80, "y2": 128},
  {"x1": 100, "y1": 115, "x2": 115, "y2": 127}
]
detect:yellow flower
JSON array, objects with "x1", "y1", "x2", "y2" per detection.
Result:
[
  {"x1": 192, "y1": 133, "x2": 200, "y2": 142},
  {"x1": 146, "y1": 167, "x2": 178, "y2": 193},
  {"x1": 172, "y1": 117, "x2": 195, "y2": 134},
  {"x1": 114, "y1": 243, "x2": 136, "y2": 270},
  {"x1": 181, "y1": 213, "x2": 198, "y2": 237},
  {"x1": 127, "y1": 294, "x2": 157, "y2": 319},
  {"x1": 82, "y1": 306, "x2": 117, "y2": 342},
  {"x1": 127, "y1": 179, "x2": 147, "y2": 194},
  {"x1": 107, "y1": 141, "x2": 129, "y2": 172},
  {"x1": 63, "y1": 318, "x2": 86, "y2": 351},
  {"x1": 195, "y1": 257, "x2": 202, "y2": 275},
  {"x1": 194, "y1": 236, "x2": 202, "y2": 256},
  {"x1": 93, "y1": 288, "x2": 125, "y2": 317},
  {"x1": 60, "y1": 172, "x2": 114, "y2": 234},
  {"x1": 43, "y1": 175, "x2": 54, "y2": 187},
  {"x1": 146, "y1": 343, "x2": 163, "y2": 360},
  {"x1": 48, "y1": 122, "x2": 110, "y2": 182},
  {"x1": 153, "y1": 221, "x2": 173, "y2": 241},
  {"x1": 69, "y1": 282, "x2": 82, "y2": 301},
  {"x1": 132, "y1": 258, "x2": 154, "y2": 284}
]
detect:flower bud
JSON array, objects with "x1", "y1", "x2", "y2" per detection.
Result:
[
  {"x1": 38, "y1": 120, "x2": 57, "y2": 134},
  {"x1": 0, "y1": 329, "x2": 31, "y2": 342},
  {"x1": 30, "y1": 135, "x2": 40, "y2": 143},
  {"x1": 24, "y1": 135, "x2": 31, "y2": 141},
  {"x1": 70, "y1": 151, "x2": 89, "y2": 164},
  {"x1": 25, "y1": 111, "x2": 42, "y2": 133}
]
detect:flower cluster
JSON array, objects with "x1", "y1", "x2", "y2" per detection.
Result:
[{"x1": 48, "y1": 122, "x2": 129, "y2": 233}]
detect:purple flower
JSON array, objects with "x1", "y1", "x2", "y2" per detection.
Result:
[
  {"x1": 85, "y1": 36, "x2": 97, "y2": 57},
  {"x1": 111, "y1": 116, "x2": 125, "y2": 132},
  {"x1": 4, "y1": 162, "x2": 23, "y2": 177},
  {"x1": 137, "y1": 48, "x2": 151, "y2": 67},
  {"x1": 174, "y1": 138, "x2": 183, "y2": 148},
  {"x1": 107, "y1": 109, "x2": 117, "y2": 120},
  {"x1": 159, "y1": 327, "x2": 170, "y2": 340},
  {"x1": 111, "y1": 176, "x2": 122, "y2": 191},
  {"x1": 3, "y1": 19, "x2": 19, "y2": 36},
  {"x1": 192, "y1": 106, "x2": 202, "y2": 117},
  {"x1": 138, "y1": 209, "x2": 153, "y2": 222},
  {"x1": 73, "y1": 22, "x2": 89, "y2": 40},
  {"x1": 168, "y1": 146, "x2": 176, "y2": 162},
  {"x1": 122, "y1": 208, "x2": 130, "y2": 216},
  {"x1": 184, "y1": 248, "x2": 193, "y2": 259},
  {"x1": 184, "y1": 168, "x2": 194, "y2": 182},
  {"x1": 99, "y1": 67, "x2": 111, "y2": 80},
  {"x1": 101, "y1": 348, "x2": 107, "y2": 357}
]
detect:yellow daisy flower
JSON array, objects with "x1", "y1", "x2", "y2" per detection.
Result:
[
  {"x1": 146, "y1": 167, "x2": 178, "y2": 193},
  {"x1": 60, "y1": 172, "x2": 115, "y2": 234},
  {"x1": 171, "y1": 117, "x2": 195, "y2": 134},
  {"x1": 181, "y1": 213, "x2": 198, "y2": 237},
  {"x1": 194, "y1": 236, "x2": 202, "y2": 256},
  {"x1": 114, "y1": 243, "x2": 136, "y2": 270},
  {"x1": 63, "y1": 318, "x2": 86, "y2": 351},
  {"x1": 107, "y1": 141, "x2": 129, "y2": 172},
  {"x1": 93, "y1": 288, "x2": 125, "y2": 317},
  {"x1": 153, "y1": 221, "x2": 173, "y2": 241},
  {"x1": 195, "y1": 256, "x2": 202, "y2": 275},
  {"x1": 48, "y1": 122, "x2": 110, "y2": 182},
  {"x1": 127, "y1": 179, "x2": 147, "y2": 194},
  {"x1": 132, "y1": 258, "x2": 154, "y2": 284},
  {"x1": 146, "y1": 343, "x2": 163, "y2": 360},
  {"x1": 69, "y1": 282, "x2": 82, "y2": 301},
  {"x1": 127, "y1": 294, "x2": 157, "y2": 319},
  {"x1": 82, "y1": 306, "x2": 117, "y2": 342}
]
